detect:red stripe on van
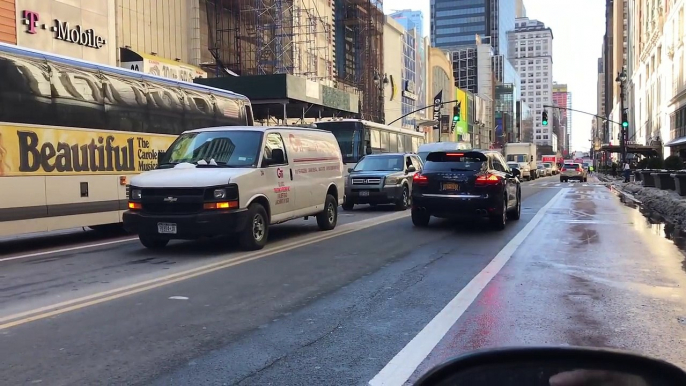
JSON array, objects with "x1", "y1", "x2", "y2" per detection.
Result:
[{"x1": 292, "y1": 157, "x2": 340, "y2": 162}]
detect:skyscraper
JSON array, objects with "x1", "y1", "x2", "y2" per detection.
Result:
[
  {"x1": 553, "y1": 83, "x2": 571, "y2": 153},
  {"x1": 390, "y1": 10, "x2": 427, "y2": 119},
  {"x1": 389, "y1": 9, "x2": 424, "y2": 39},
  {"x1": 430, "y1": 0, "x2": 488, "y2": 49},
  {"x1": 511, "y1": 17, "x2": 555, "y2": 149}
]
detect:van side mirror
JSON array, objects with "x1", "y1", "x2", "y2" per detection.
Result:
[
  {"x1": 263, "y1": 148, "x2": 285, "y2": 166},
  {"x1": 157, "y1": 151, "x2": 165, "y2": 165}
]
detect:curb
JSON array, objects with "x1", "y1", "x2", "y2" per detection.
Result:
[{"x1": 609, "y1": 184, "x2": 642, "y2": 204}]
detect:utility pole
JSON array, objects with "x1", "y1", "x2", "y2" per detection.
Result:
[{"x1": 616, "y1": 67, "x2": 628, "y2": 164}]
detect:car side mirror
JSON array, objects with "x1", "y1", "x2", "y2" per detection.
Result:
[
  {"x1": 511, "y1": 168, "x2": 521, "y2": 177},
  {"x1": 263, "y1": 148, "x2": 285, "y2": 166},
  {"x1": 407, "y1": 165, "x2": 416, "y2": 173},
  {"x1": 347, "y1": 167, "x2": 354, "y2": 173}
]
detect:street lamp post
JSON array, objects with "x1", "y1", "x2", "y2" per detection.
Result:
[
  {"x1": 616, "y1": 67, "x2": 628, "y2": 164},
  {"x1": 373, "y1": 71, "x2": 389, "y2": 124}
]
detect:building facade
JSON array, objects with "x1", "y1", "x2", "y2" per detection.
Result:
[
  {"x1": 552, "y1": 83, "x2": 571, "y2": 153},
  {"x1": 0, "y1": 0, "x2": 15, "y2": 44},
  {"x1": 427, "y1": 46, "x2": 456, "y2": 141},
  {"x1": 384, "y1": 16, "x2": 405, "y2": 128},
  {"x1": 401, "y1": 27, "x2": 419, "y2": 129},
  {"x1": 13, "y1": 0, "x2": 117, "y2": 65},
  {"x1": 430, "y1": 0, "x2": 488, "y2": 49},
  {"x1": 511, "y1": 17, "x2": 554, "y2": 149},
  {"x1": 391, "y1": 9, "x2": 427, "y2": 123}
]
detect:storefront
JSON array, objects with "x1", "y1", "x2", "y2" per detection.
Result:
[
  {"x1": 0, "y1": 0, "x2": 16, "y2": 44},
  {"x1": 14, "y1": 0, "x2": 116, "y2": 65}
]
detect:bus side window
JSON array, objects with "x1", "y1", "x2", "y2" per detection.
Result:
[
  {"x1": 50, "y1": 62, "x2": 106, "y2": 130},
  {"x1": 370, "y1": 128, "x2": 381, "y2": 153},
  {"x1": 389, "y1": 133, "x2": 398, "y2": 153},
  {"x1": 0, "y1": 53, "x2": 54, "y2": 126}
]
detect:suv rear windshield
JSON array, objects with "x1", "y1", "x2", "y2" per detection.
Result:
[
  {"x1": 562, "y1": 164, "x2": 580, "y2": 169},
  {"x1": 424, "y1": 152, "x2": 487, "y2": 172}
]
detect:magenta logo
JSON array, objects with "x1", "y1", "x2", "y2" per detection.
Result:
[{"x1": 22, "y1": 10, "x2": 40, "y2": 34}]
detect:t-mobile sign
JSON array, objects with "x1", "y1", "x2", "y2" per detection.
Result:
[{"x1": 21, "y1": 10, "x2": 107, "y2": 49}]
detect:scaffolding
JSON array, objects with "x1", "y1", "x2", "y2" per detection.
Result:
[
  {"x1": 334, "y1": 0, "x2": 384, "y2": 122},
  {"x1": 204, "y1": 0, "x2": 331, "y2": 80}
]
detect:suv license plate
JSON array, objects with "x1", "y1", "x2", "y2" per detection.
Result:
[
  {"x1": 359, "y1": 191, "x2": 370, "y2": 197},
  {"x1": 158, "y1": 223, "x2": 177, "y2": 234},
  {"x1": 442, "y1": 183, "x2": 459, "y2": 191}
]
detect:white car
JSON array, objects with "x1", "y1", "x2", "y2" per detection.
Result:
[{"x1": 124, "y1": 126, "x2": 345, "y2": 251}]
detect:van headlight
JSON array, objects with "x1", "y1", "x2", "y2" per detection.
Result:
[
  {"x1": 131, "y1": 189, "x2": 142, "y2": 200},
  {"x1": 213, "y1": 189, "x2": 227, "y2": 199}
]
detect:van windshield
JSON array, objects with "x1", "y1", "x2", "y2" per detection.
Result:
[
  {"x1": 506, "y1": 154, "x2": 528, "y2": 162},
  {"x1": 159, "y1": 130, "x2": 263, "y2": 168}
]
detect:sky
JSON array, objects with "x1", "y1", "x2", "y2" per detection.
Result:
[{"x1": 384, "y1": 0, "x2": 605, "y2": 152}]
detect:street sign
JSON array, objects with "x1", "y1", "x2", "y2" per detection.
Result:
[{"x1": 433, "y1": 91, "x2": 442, "y2": 134}]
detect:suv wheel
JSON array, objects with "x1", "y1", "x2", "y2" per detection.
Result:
[
  {"x1": 411, "y1": 209, "x2": 430, "y2": 227},
  {"x1": 491, "y1": 197, "x2": 507, "y2": 230},
  {"x1": 507, "y1": 190, "x2": 521, "y2": 220},
  {"x1": 395, "y1": 185, "x2": 410, "y2": 211}
]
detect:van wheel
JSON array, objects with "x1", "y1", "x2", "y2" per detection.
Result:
[
  {"x1": 139, "y1": 235, "x2": 169, "y2": 250},
  {"x1": 317, "y1": 194, "x2": 338, "y2": 231},
  {"x1": 239, "y1": 203, "x2": 269, "y2": 250}
]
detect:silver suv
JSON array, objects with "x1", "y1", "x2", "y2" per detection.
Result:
[{"x1": 560, "y1": 163, "x2": 587, "y2": 182}]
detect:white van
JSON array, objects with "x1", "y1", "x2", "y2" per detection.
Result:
[
  {"x1": 417, "y1": 142, "x2": 470, "y2": 163},
  {"x1": 123, "y1": 126, "x2": 345, "y2": 250}
]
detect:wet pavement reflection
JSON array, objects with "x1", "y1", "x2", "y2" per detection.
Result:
[{"x1": 617, "y1": 192, "x2": 686, "y2": 270}]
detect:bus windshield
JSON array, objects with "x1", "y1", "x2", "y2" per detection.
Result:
[
  {"x1": 159, "y1": 131, "x2": 263, "y2": 168},
  {"x1": 315, "y1": 122, "x2": 362, "y2": 164}
]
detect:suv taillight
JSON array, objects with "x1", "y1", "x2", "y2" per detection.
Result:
[
  {"x1": 413, "y1": 173, "x2": 429, "y2": 186},
  {"x1": 475, "y1": 173, "x2": 501, "y2": 186},
  {"x1": 561, "y1": 167, "x2": 567, "y2": 171}
]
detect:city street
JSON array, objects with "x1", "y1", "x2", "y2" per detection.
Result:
[{"x1": 2, "y1": 176, "x2": 686, "y2": 385}]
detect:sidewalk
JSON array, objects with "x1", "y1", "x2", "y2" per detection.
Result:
[{"x1": 598, "y1": 173, "x2": 686, "y2": 231}]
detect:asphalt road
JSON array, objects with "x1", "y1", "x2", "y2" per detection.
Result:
[{"x1": 2, "y1": 175, "x2": 684, "y2": 386}]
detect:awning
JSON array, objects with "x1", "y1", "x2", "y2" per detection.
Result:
[
  {"x1": 119, "y1": 47, "x2": 207, "y2": 82},
  {"x1": 665, "y1": 136, "x2": 686, "y2": 147},
  {"x1": 599, "y1": 143, "x2": 660, "y2": 156}
]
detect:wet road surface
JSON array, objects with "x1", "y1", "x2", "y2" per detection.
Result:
[{"x1": 2, "y1": 176, "x2": 685, "y2": 385}]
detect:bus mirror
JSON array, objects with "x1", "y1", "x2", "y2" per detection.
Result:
[{"x1": 365, "y1": 144, "x2": 372, "y2": 155}]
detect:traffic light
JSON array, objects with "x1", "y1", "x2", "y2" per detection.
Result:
[
  {"x1": 541, "y1": 110, "x2": 548, "y2": 126},
  {"x1": 453, "y1": 103, "x2": 461, "y2": 122},
  {"x1": 621, "y1": 109, "x2": 629, "y2": 128}
]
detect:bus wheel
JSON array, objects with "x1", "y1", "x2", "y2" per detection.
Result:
[{"x1": 139, "y1": 235, "x2": 169, "y2": 250}]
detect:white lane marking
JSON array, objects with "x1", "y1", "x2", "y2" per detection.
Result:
[
  {"x1": 0, "y1": 237, "x2": 138, "y2": 263},
  {"x1": 0, "y1": 212, "x2": 389, "y2": 263},
  {"x1": 554, "y1": 183, "x2": 561, "y2": 187},
  {"x1": 0, "y1": 211, "x2": 411, "y2": 328},
  {"x1": 169, "y1": 296, "x2": 189, "y2": 300},
  {"x1": 368, "y1": 188, "x2": 566, "y2": 386}
]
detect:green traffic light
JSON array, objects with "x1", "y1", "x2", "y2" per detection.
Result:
[
  {"x1": 542, "y1": 120, "x2": 548, "y2": 126},
  {"x1": 453, "y1": 116, "x2": 459, "y2": 122},
  {"x1": 622, "y1": 121, "x2": 628, "y2": 128}
]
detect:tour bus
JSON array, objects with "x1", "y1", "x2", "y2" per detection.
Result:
[
  {"x1": 0, "y1": 43, "x2": 254, "y2": 238},
  {"x1": 312, "y1": 119, "x2": 426, "y2": 174}
]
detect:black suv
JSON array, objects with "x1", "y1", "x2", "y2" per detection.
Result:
[
  {"x1": 410, "y1": 150, "x2": 522, "y2": 230},
  {"x1": 343, "y1": 153, "x2": 423, "y2": 211}
]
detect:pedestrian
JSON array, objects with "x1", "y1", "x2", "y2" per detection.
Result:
[
  {"x1": 611, "y1": 163, "x2": 617, "y2": 177},
  {"x1": 623, "y1": 161, "x2": 631, "y2": 183}
]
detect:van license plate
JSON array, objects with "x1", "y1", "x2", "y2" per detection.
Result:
[
  {"x1": 359, "y1": 191, "x2": 370, "y2": 197},
  {"x1": 158, "y1": 223, "x2": 177, "y2": 234},
  {"x1": 442, "y1": 183, "x2": 459, "y2": 191}
]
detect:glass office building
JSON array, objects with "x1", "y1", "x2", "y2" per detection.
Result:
[{"x1": 430, "y1": 0, "x2": 488, "y2": 49}]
